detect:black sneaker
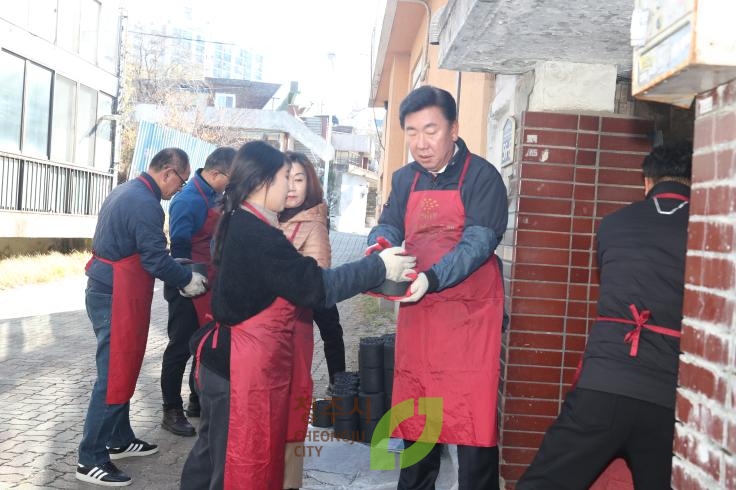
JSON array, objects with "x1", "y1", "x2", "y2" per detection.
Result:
[
  {"x1": 76, "y1": 462, "x2": 132, "y2": 487},
  {"x1": 107, "y1": 438, "x2": 158, "y2": 460}
]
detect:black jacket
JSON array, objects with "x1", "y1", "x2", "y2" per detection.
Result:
[
  {"x1": 192, "y1": 208, "x2": 385, "y2": 379},
  {"x1": 577, "y1": 181, "x2": 690, "y2": 409},
  {"x1": 368, "y1": 137, "x2": 507, "y2": 292}
]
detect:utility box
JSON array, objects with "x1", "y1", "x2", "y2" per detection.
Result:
[{"x1": 631, "y1": 0, "x2": 736, "y2": 108}]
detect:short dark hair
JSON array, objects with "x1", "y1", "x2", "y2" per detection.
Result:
[
  {"x1": 399, "y1": 85, "x2": 457, "y2": 129},
  {"x1": 642, "y1": 142, "x2": 693, "y2": 184},
  {"x1": 279, "y1": 152, "x2": 324, "y2": 223},
  {"x1": 204, "y1": 147, "x2": 236, "y2": 172},
  {"x1": 148, "y1": 147, "x2": 189, "y2": 172}
]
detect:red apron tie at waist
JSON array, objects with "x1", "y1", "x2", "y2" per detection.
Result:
[
  {"x1": 597, "y1": 304, "x2": 681, "y2": 357},
  {"x1": 194, "y1": 322, "x2": 220, "y2": 388}
]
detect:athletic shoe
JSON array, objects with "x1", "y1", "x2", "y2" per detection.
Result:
[
  {"x1": 107, "y1": 438, "x2": 158, "y2": 460},
  {"x1": 75, "y1": 462, "x2": 132, "y2": 486}
]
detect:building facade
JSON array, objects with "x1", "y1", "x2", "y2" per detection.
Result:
[
  {"x1": 0, "y1": 0, "x2": 122, "y2": 251},
  {"x1": 371, "y1": 0, "x2": 735, "y2": 488}
]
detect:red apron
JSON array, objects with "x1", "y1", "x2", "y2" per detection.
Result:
[
  {"x1": 192, "y1": 202, "x2": 307, "y2": 489},
  {"x1": 189, "y1": 178, "x2": 220, "y2": 327},
  {"x1": 284, "y1": 221, "x2": 316, "y2": 443},
  {"x1": 86, "y1": 176, "x2": 156, "y2": 404},
  {"x1": 392, "y1": 155, "x2": 505, "y2": 447}
]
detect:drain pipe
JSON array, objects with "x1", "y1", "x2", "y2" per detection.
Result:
[{"x1": 398, "y1": 0, "x2": 431, "y2": 83}]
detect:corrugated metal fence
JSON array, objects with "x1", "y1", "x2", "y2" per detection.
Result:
[
  {"x1": 129, "y1": 121, "x2": 217, "y2": 211},
  {"x1": 129, "y1": 121, "x2": 217, "y2": 179}
]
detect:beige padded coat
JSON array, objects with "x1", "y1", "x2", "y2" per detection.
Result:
[{"x1": 279, "y1": 201, "x2": 331, "y2": 267}]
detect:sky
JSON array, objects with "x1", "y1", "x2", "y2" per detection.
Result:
[{"x1": 123, "y1": 0, "x2": 385, "y2": 121}]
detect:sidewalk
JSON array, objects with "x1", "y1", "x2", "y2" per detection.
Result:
[{"x1": 0, "y1": 231, "x2": 456, "y2": 489}]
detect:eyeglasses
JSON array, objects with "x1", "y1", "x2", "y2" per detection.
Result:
[{"x1": 171, "y1": 168, "x2": 187, "y2": 188}]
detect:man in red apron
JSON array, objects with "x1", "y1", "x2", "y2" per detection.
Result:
[
  {"x1": 518, "y1": 143, "x2": 693, "y2": 489},
  {"x1": 368, "y1": 85, "x2": 508, "y2": 489},
  {"x1": 76, "y1": 148, "x2": 208, "y2": 487},
  {"x1": 160, "y1": 147, "x2": 235, "y2": 437}
]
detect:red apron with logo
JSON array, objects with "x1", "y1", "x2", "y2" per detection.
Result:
[
  {"x1": 392, "y1": 155, "x2": 505, "y2": 447},
  {"x1": 189, "y1": 178, "x2": 221, "y2": 327},
  {"x1": 284, "y1": 221, "x2": 315, "y2": 443}
]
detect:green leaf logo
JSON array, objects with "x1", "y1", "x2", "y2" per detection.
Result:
[{"x1": 370, "y1": 397, "x2": 443, "y2": 470}]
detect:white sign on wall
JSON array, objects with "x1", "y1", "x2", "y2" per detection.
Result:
[{"x1": 500, "y1": 116, "x2": 515, "y2": 167}]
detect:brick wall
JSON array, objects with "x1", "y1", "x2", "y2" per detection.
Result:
[
  {"x1": 497, "y1": 111, "x2": 653, "y2": 487},
  {"x1": 671, "y1": 80, "x2": 736, "y2": 489}
]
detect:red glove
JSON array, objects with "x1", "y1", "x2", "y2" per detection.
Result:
[{"x1": 365, "y1": 236, "x2": 392, "y2": 256}]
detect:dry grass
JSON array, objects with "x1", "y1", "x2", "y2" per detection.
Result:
[{"x1": 0, "y1": 251, "x2": 89, "y2": 291}]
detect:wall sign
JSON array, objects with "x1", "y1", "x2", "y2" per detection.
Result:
[{"x1": 500, "y1": 116, "x2": 515, "y2": 167}]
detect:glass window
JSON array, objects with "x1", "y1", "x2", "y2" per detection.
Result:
[
  {"x1": 0, "y1": 51, "x2": 25, "y2": 152},
  {"x1": 97, "y1": 3, "x2": 118, "y2": 72},
  {"x1": 79, "y1": 0, "x2": 100, "y2": 63},
  {"x1": 57, "y1": 0, "x2": 81, "y2": 54},
  {"x1": 27, "y1": 0, "x2": 57, "y2": 42},
  {"x1": 22, "y1": 62, "x2": 52, "y2": 157},
  {"x1": 51, "y1": 76, "x2": 77, "y2": 163},
  {"x1": 75, "y1": 85, "x2": 97, "y2": 166},
  {"x1": 94, "y1": 93, "x2": 113, "y2": 170}
]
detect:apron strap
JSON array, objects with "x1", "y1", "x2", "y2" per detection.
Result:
[
  {"x1": 194, "y1": 322, "x2": 220, "y2": 389},
  {"x1": 457, "y1": 154, "x2": 472, "y2": 190},
  {"x1": 242, "y1": 201, "x2": 271, "y2": 224},
  {"x1": 137, "y1": 175, "x2": 155, "y2": 194},
  {"x1": 288, "y1": 222, "x2": 302, "y2": 243},
  {"x1": 597, "y1": 304, "x2": 681, "y2": 357}
]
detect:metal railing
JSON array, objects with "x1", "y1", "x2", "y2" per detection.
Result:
[{"x1": 0, "y1": 152, "x2": 114, "y2": 216}]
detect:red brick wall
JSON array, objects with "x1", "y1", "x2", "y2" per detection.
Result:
[
  {"x1": 671, "y1": 80, "x2": 736, "y2": 489},
  {"x1": 497, "y1": 111, "x2": 653, "y2": 486}
]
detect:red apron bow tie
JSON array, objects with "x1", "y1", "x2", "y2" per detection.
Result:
[{"x1": 598, "y1": 304, "x2": 681, "y2": 357}]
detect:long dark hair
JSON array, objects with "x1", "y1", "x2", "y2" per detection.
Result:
[
  {"x1": 278, "y1": 151, "x2": 324, "y2": 223},
  {"x1": 212, "y1": 141, "x2": 287, "y2": 264}
]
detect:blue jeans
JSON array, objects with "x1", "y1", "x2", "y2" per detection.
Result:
[{"x1": 78, "y1": 289, "x2": 136, "y2": 466}]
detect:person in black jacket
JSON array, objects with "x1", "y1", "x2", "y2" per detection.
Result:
[
  {"x1": 518, "y1": 143, "x2": 693, "y2": 490},
  {"x1": 180, "y1": 141, "x2": 416, "y2": 490}
]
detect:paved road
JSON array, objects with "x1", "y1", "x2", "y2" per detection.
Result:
[{"x1": 0, "y1": 231, "x2": 457, "y2": 489}]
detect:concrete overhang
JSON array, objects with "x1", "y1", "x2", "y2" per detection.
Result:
[
  {"x1": 437, "y1": 0, "x2": 634, "y2": 76},
  {"x1": 370, "y1": 0, "x2": 427, "y2": 107}
]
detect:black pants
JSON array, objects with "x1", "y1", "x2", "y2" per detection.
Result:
[
  {"x1": 180, "y1": 366, "x2": 229, "y2": 489},
  {"x1": 398, "y1": 442, "x2": 500, "y2": 490},
  {"x1": 517, "y1": 388, "x2": 675, "y2": 490},
  {"x1": 162, "y1": 284, "x2": 199, "y2": 410},
  {"x1": 313, "y1": 305, "x2": 345, "y2": 383}
]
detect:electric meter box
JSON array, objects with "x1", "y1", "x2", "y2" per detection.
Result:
[{"x1": 631, "y1": 0, "x2": 736, "y2": 108}]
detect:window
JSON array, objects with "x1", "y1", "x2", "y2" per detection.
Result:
[
  {"x1": 28, "y1": 0, "x2": 57, "y2": 42},
  {"x1": 79, "y1": 0, "x2": 100, "y2": 63},
  {"x1": 94, "y1": 93, "x2": 113, "y2": 170},
  {"x1": 97, "y1": 2, "x2": 118, "y2": 72},
  {"x1": 0, "y1": 51, "x2": 25, "y2": 152},
  {"x1": 57, "y1": 0, "x2": 81, "y2": 54},
  {"x1": 214, "y1": 93, "x2": 235, "y2": 109},
  {"x1": 51, "y1": 76, "x2": 77, "y2": 162},
  {"x1": 22, "y1": 63, "x2": 53, "y2": 157},
  {"x1": 75, "y1": 85, "x2": 97, "y2": 166}
]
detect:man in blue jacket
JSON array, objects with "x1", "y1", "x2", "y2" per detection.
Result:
[
  {"x1": 368, "y1": 86, "x2": 508, "y2": 489},
  {"x1": 76, "y1": 148, "x2": 208, "y2": 487},
  {"x1": 160, "y1": 147, "x2": 235, "y2": 437}
]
